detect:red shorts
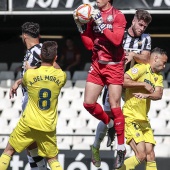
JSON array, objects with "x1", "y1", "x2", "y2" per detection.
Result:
[{"x1": 87, "y1": 60, "x2": 124, "y2": 86}]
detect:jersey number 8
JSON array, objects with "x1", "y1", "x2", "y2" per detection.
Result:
[{"x1": 38, "y1": 88, "x2": 51, "y2": 110}]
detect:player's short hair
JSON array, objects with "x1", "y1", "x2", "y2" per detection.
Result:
[
  {"x1": 151, "y1": 47, "x2": 167, "y2": 56},
  {"x1": 41, "y1": 41, "x2": 58, "y2": 63},
  {"x1": 135, "y1": 9, "x2": 152, "y2": 24},
  {"x1": 22, "y1": 22, "x2": 40, "y2": 38}
]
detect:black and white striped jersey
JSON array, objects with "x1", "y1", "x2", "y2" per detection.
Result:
[
  {"x1": 123, "y1": 29, "x2": 151, "y2": 54},
  {"x1": 102, "y1": 30, "x2": 151, "y2": 107},
  {"x1": 21, "y1": 43, "x2": 42, "y2": 78}
]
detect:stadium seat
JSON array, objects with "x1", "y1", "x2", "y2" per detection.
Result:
[
  {"x1": 57, "y1": 98, "x2": 70, "y2": 111},
  {"x1": 9, "y1": 62, "x2": 22, "y2": 72},
  {"x1": 67, "y1": 117, "x2": 87, "y2": 130},
  {"x1": 57, "y1": 126, "x2": 73, "y2": 135},
  {"x1": 157, "y1": 108, "x2": 170, "y2": 120},
  {"x1": 62, "y1": 80, "x2": 73, "y2": 89},
  {"x1": 1, "y1": 108, "x2": 20, "y2": 120},
  {"x1": 163, "y1": 137, "x2": 170, "y2": 144},
  {"x1": 0, "y1": 63, "x2": 8, "y2": 71},
  {"x1": 87, "y1": 118, "x2": 100, "y2": 131},
  {"x1": 59, "y1": 108, "x2": 78, "y2": 119},
  {"x1": 83, "y1": 62, "x2": 91, "y2": 71},
  {"x1": 162, "y1": 88, "x2": 170, "y2": 102},
  {"x1": 150, "y1": 118, "x2": 167, "y2": 130},
  {"x1": 57, "y1": 117, "x2": 68, "y2": 129},
  {"x1": 72, "y1": 136, "x2": 84, "y2": 145},
  {"x1": 0, "y1": 136, "x2": 9, "y2": 149},
  {"x1": 154, "y1": 136, "x2": 164, "y2": 144},
  {"x1": 154, "y1": 128, "x2": 170, "y2": 135},
  {"x1": 74, "y1": 127, "x2": 93, "y2": 135},
  {"x1": 12, "y1": 98, "x2": 22, "y2": 111},
  {"x1": 8, "y1": 117, "x2": 20, "y2": 130},
  {"x1": 163, "y1": 80, "x2": 169, "y2": 88},
  {"x1": 64, "y1": 71, "x2": 71, "y2": 80},
  {"x1": 82, "y1": 136, "x2": 94, "y2": 145},
  {"x1": 166, "y1": 122, "x2": 170, "y2": 129},
  {"x1": 0, "y1": 87, "x2": 5, "y2": 99},
  {"x1": 62, "y1": 88, "x2": 81, "y2": 101},
  {"x1": 74, "y1": 80, "x2": 86, "y2": 88},
  {"x1": 73, "y1": 80, "x2": 86, "y2": 94},
  {"x1": 15, "y1": 71, "x2": 21, "y2": 80},
  {"x1": 0, "y1": 71, "x2": 15, "y2": 81},
  {"x1": 0, "y1": 98, "x2": 12, "y2": 110},
  {"x1": 69, "y1": 99, "x2": 84, "y2": 111},
  {"x1": 0, "y1": 80, "x2": 15, "y2": 88},
  {"x1": 72, "y1": 71, "x2": 88, "y2": 82},
  {"x1": 150, "y1": 99, "x2": 167, "y2": 111},
  {"x1": 58, "y1": 142, "x2": 71, "y2": 150},
  {"x1": 154, "y1": 144, "x2": 170, "y2": 157},
  {"x1": 72, "y1": 143, "x2": 90, "y2": 150},
  {"x1": 57, "y1": 125, "x2": 73, "y2": 145},
  {"x1": 78, "y1": 109, "x2": 94, "y2": 121},
  {"x1": 148, "y1": 108, "x2": 158, "y2": 119}
]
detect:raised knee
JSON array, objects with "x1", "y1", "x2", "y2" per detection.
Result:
[
  {"x1": 83, "y1": 103, "x2": 96, "y2": 113},
  {"x1": 147, "y1": 150, "x2": 156, "y2": 161},
  {"x1": 136, "y1": 152, "x2": 147, "y2": 162}
]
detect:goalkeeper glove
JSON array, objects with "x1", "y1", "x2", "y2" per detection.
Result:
[
  {"x1": 91, "y1": 9, "x2": 106, "y2": 32},
  {"x1": 73, "y1": 10, "x2": 84, "y2": 34}
]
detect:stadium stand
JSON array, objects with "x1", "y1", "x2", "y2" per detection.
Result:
[
  {"x1": 0, "y1": 67, "x2": 170, "y2": 158},
  {"x1": 0, "y1": 63, "x2": 8, "y2": 71}
]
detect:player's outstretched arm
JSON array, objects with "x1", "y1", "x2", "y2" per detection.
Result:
[{"x1": 9, "y1": 78, "x2": 22, "y2": 99}]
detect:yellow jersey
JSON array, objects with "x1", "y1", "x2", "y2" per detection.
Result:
[
  {"x1": 123, "y1": 64, "x2": 163, "y2": 122},
  {"x1": 22, "y1": 66, "x2": 66, "y2": 132}
]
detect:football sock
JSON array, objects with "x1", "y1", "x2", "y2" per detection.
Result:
[
  {"x1": 48, "y1": 160, "x2": 63, "y2": 170},
  {"x1": 27, "y1": 155, "x2": 39, "y2": 170},
  {"x1": 111, "y1": 107, "x2": 125, "y2": 144},
  {"x1": 145, "y1": 161, "x2": 157, "y2": 170},
  {"x1": 83, "y1": 102, "x2": 110, "y2": 124},
  {"x1": 93, "y1": 121, "x2": 107, "y2": 148},
  {"x1": 0, "y1": 153, "x2": 11, "y2": 170},
  {"x1": 117, "y1": 156, "x2": 140, "y2": 170},
  {"x1": 29, "y1": 148, "x2": 47, "y2": 170}
]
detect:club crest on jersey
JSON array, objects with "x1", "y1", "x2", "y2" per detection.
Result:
[
  {"x1": 131, "y1": 67, "x2": 138, "y2": 74},
  {"x1": 136, "y1": 132, "x2": 140, "y2": 137},
  {"x1": 154, "y1": 77, "x2": 158, "y2": 82},
  {"x1": 107, "y1": 15, "x2": 113, "y2": 22}
]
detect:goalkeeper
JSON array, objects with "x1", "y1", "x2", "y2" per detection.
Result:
[{"x1": 73, "y1": 0, "x2": 127, "y2": 169}]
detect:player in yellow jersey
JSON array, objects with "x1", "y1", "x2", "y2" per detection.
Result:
[
  {"x1": 116, "y1": 47, "x2": 168, "y2": 170},
  {"x1": 0, "y1": 41, "x2": 66, "y2": 170}
]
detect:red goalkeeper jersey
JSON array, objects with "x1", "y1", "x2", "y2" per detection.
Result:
[{"x1": 81, "y1": 6, "x2": 127, "y2": 62}]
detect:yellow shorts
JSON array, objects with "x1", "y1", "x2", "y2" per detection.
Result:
[
  {"x1": 125, "y1": 120, "x2": 156, "y2": 145},
  {"x1": 9, "y1": 117, "x2": 58, "y2": 158}
]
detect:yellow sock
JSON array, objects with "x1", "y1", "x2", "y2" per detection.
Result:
[
  {"x1": 0, "y1": 153, "x2": 11, "y2": 170},
  {"x1": 117, "y1": 156, "x2": 140, "y2": 170},
  {"x1": 49, "y1": 160, "x2": 63, "y2": 170},
  {"x1": 146, "y1": 161, "x2": 157, "y2": 170}
]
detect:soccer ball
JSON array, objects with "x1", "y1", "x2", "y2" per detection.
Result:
[{"x1": 76, "y1": 4, "x2": 94, "y2": 24}]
